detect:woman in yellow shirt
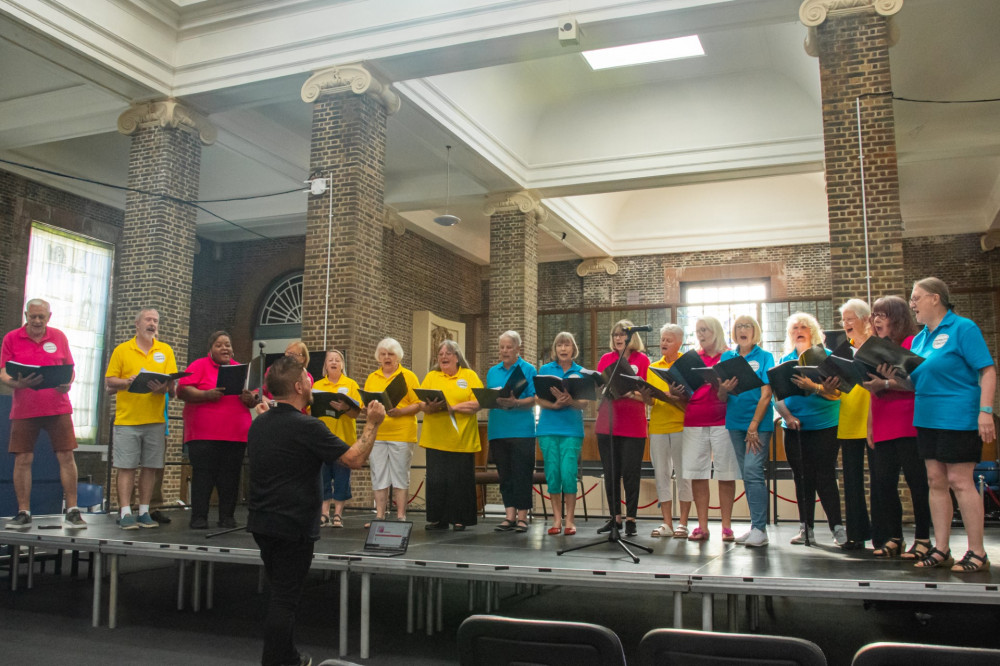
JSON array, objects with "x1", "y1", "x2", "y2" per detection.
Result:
[
  {"x1": 363, "y1": 338, "x2": 421, "y2": 523},
  {"x1": 313, "y1": 350, "x2": 361, "y2": 528},
  {"x1": 419, "y1": 340, "x2": 482, "y2": 531}
]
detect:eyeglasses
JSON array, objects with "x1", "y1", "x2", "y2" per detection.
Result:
[
  {"x1": 872, "y1": 312, "x2": 887, "y2": 321},
  {"x1": 734, "y1": 323, "x2": 754, "y2": 330},
  {"x1": 285, "y1": 351, "x2": 304, "y2": 359},
  {"x1": 909, "y1": 293, "x2": 924, "y2": 305}
]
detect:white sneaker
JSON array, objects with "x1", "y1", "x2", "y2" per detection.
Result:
[
  {"x1": 744, "y1": 528, "x2": 769, "y2": 547},
  {"x1": 733, "y1": 530, "x2": 752, "y2": 544},
  {"x1": 790, "y1": 525, "x2": 815, "y2": 544},
  {"x1": 832, "y1": 524, "x2": 848, "y2": 546}
]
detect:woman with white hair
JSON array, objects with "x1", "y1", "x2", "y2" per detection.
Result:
[
  {"x1": 646, "y1": 323, "x2": 692, "y2": 538},
  {"x1": 717, "y1": 315, "x2": 774, "y2": 547},
  {"x1": 363, "y1": 337, "x2": 421, "y2": 523},
  {"x1": 486, "y1": 330, "x2": 537, "y2": 533},
  {"x1": 836, "y1": 299, "x2": 874, "y2": 550},
  {"x1": 682, "y1": 316, "x2": 738, "y2": 542},
  {"x1": 419, "y1": 340, "x2": 483, "y2": 531},
  {"x1": 773, "y1": 313, "x2": 844, "y2": 546}
]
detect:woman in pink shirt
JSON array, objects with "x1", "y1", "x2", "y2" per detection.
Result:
[
  {"x1": 178, "y1": 331, "x2": 256, "y2": 529},
  {"x1": 682, "y1": 316, "x2": 737, "y2": 542},
  {"x1": 595, "y1": 319, "x2": 650, "y2": 537},
  {"x1": 862, "y1": 296, "x2": 931, "y2": 560}
]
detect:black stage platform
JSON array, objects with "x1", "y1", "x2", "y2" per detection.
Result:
[{"x1": 3, "y1": 510, "x2": 999, "y2": 660}]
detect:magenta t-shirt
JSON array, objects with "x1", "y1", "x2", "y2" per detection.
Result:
[
  {"x1": 870, "y1": 336, "x2": 917, "y2": 443},
  {"x1": 1, "y1": 326, "x2": 74, "y2": 420},
  {"x1": 179, "y1": 356, "x2": 252, "y2": 443},
  {"x1": 595, "y1": 350, "x2": 649, "y2": 438},
  {"x1": 683, "y1": 350, "x2": 727, "y2": 427}
]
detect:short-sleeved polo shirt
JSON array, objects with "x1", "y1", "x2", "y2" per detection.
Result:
[
  {"x1": 779, "y1": 349, "x2": 840, "y2": 431},
  {"x1": 535, "y1": 361, "x2": 586, "y2": 438},
  {"x1": 313, "y1": 373, "x2": 362, "y2": 445},
  {"x1": 418, "y1": 367, "x2": 483, "y2": 453},
  {"x1": 364, "y1": 366, "x2": 420, "y2": 442},
  {"x1": 1, "y1": 325, "x2": 74, "y2": 420},
  {"x1": 647, "y1": 356, "x2": 685, "y2": 435},
  {"x1": 106, "y1": 336, "x2": 177, "y2": 426},
  {"x1": 486, "y1": 357, "x2": 537, "y2": 440},
  {"x1": 721, "y1": 345, "x2": 775, "y2": 432}
]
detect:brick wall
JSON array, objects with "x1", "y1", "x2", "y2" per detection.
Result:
[
  {"x1": 816, "y1": 10, "x2": 905, "y2": 302},
  {"x1": 489, "y1": 208, "x2": 539, "y2": 363}
]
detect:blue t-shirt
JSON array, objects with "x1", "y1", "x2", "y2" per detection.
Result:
[
  {"x1": 910, "y1": 310, "x2": 994, "y2": 431},
  {"x1": 779, "y1": 349, "x2": 840, "y2": 430},
  {"x1": 535, "y1": 361, "x2": 586, "y2": 438},
  {"x1": 721, "y1": 346, "x2": 775, "y2": 432},
  {"x1": 486, "y1": 357, "x2": 537, "y2": 439}
]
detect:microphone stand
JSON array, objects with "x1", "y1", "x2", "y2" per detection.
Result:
[{"x1": 558, "y1": 331, "x2": 653, "y2": 563}]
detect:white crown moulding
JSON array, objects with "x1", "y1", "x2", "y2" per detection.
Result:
[
  {"x1": 300, "y1": 64, "x2": 400, "y2": 115},
  {"x1": 576, "y1": 257, "x2": 619, "y2": 277},
  {"x1": 800, "y1": 0, "x2": 903, "y2": 57},
  {"x1": 117, "y1": 99, "x2": 217, "y2": 145}
]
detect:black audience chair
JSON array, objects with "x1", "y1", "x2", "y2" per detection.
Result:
[
  {"x1": 852, "y1": 641, "x2": 1000, "y2": 665},
  {"x1": 457, "y1": 614, "x2": 627, "y2": 666},
  {"x1": 638, "y1": 628, "x2": 826, "y2": 666}
]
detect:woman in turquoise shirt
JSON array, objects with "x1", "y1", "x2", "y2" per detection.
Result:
[{"x1": 908, "y1": 277, "x2": 996, "y2": 572}]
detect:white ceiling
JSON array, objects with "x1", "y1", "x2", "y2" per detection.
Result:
[{"x1": 1, "y1": 0, "x2": 998, "y2": 265}]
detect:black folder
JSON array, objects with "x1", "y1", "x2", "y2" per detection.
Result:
[
  {"x1": 817, "y1": 341, "x2": 868, "y2": 392},
  {"x1": 414, "y1": 388, "x2": 448, "y2": 405},
  {"x1": 533, "y1": 374, "x2": 600, "y2": 402},
  {"x1": 767, "y1": 360, "x2": 810, "y2": 402},
  {"x1": 216, "y1": 363, "x2": 249, "y2": 396},
  {"x1": 690, "y1": 355, "x2": 764, "y2": 395},
  {"x1": 359, "y1": 372, "x2": 409, "y2": 410},
  {"x1": 311, "y1": 391, "x2": 360, "y2": 418},
  {"x1": 127, "y1": 370, "x2": 191, "y2": 394},
  {"x1": 648, "y1": 349, "x2": 706, "y2": 395},
  {"x1": 4, "y1": 361, "x2": 74, "y2": 390},
  {"x1": 854, "y1": 335, "x2": 925, "y2": 379}
]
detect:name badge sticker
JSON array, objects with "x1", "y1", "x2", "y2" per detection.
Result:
[
  {"x1": 630, "y1": 364, "x2": 639, "y2": 374},
  {"x1": 932, "y1": 334, "x2": 949, "y2": 350},
  {"x1": 749, "y1": 360, "x2": 760, "y2": 371},
  {"x1": 153, "y1": 351, "x2": 166, "y2": 363},
  {"x1": 338, "y1": 386, "x2": 349, "y2": 394},
  {"x1": 457, "y1": 379, "x2": 468, "y2": 389},
  {"x1": 42, "y1": 342, "x2": 57, "y2": 354}
]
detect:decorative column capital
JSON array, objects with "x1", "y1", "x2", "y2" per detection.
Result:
[
  {"x1": 117, "y1": 99, "x2": 216, "y2": 145},
  {"x1": 301, "y1": 63, "x2": 400, "y2": 114},
  {"x1": 383, "y1": 206, "x2": 406, "y2": 236},
  {"x1": 801, "y1": 0, "x2": 903, "y2": 56},
  {"x1": 576, "y1": 257, "x2": 619, "y2": 277},
  {"x1": 981, "y1": 231, "x2": 1000, "y2": 252},
  {"x1": 483, "y1": 190, "x2": 548, "y2": 223}
]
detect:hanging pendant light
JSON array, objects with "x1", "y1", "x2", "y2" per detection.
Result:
[{"x1": 433, "y1": 145, "x2": 460, "y2": 226}]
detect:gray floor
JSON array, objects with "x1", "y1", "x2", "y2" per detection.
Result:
[{"x1": 4, "y1": 510, "x2": 1000, "y2": 665}]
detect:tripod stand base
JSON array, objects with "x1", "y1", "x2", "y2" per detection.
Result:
[{"x1": 557, "y1": 527, "x2": 653, "y2": 563}]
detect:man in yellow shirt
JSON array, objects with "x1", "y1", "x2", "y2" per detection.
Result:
[{"x1": 105, "y1": 308, "x2": 177, "y2": 530}]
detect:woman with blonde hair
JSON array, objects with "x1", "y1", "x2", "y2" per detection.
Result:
[
  {"x1": 773, "y1": 313, "x2": 844, "y2": 545},
  {"x1": 594, "y1": 319, "x2": 650, "y2": 536},
  {"x1": 717, "y1": 315, "x2": 774, "y2": 547},
  {"x1": 313, "y1": 350, "x2": 361, "y2": 528},
  {"x1": 681, "y1": 316, "x2": 738, "y2": 542},
  {"x1": 536, "y1": 332, "x2": 589, "y2": 535}
]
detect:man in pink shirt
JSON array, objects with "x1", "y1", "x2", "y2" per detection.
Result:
[{"x1": 0, "y1": 299, "x2": 86, "y2": 530}]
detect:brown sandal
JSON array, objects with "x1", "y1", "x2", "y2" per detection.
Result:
[
  {"x1": 951, "y1": 550, "x2": 990, "y2": 573},
  {"x1": 914, "y1": 547, "x2": 953, "y2": 569},
  {"x1": 900, "y1": 539, "x2": 930, "y2": 561}
]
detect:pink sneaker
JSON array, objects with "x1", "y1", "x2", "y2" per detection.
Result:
[{"x1": 722, "y1": 528, "x2": 735, "y2": 542}]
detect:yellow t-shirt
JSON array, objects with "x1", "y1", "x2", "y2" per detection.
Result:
[
  {"x1": 363, "y1": 366, "x2": 420, "y2": 443},
  {"x1": 837, "y1": 383, "x2": 870, "y2": 439},
  {"x1": 418, "y1": 367, "x2": 483, "y2": 453},
  {"x1": 648, "y1": 356, "x2": 685, "y2": 435},
  {"x1": 313, "y1": 374, "x2": 361, "y2": 445},
  {"x1": 106, "y1": 337, "x2": 178, "y2": 426}
]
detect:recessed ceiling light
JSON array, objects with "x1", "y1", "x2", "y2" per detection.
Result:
[{"x1": 582, "y1": 35, "x2": 704, "y2": 70}]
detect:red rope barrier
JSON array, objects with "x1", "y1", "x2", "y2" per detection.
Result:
[
  {"x1": 406, "y1": 480, "x2": 424, "y2": 505},
  {"x1": 532, "y1": 482, "x2": 601, "y2": 501}
]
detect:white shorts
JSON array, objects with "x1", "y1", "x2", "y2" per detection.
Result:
[
  {"x1": 369, "y1": 440, "x2": 413, "y2": 491},
  {"x1": 681, "y1": 425, "x2": 741, "y2": 481}
]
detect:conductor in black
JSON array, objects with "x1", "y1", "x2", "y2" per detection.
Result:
[{"x1": 248, "y1": 355, "x2": 385, "y2": 666}]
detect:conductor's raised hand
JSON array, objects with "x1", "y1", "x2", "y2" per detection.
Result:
[{"x1": 366, "y1": 400, "x2": 386, "y2": 426}]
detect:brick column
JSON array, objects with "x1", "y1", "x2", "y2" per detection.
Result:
[
  {"x1": 116, "y1": 99, "x2": 215, "y2": 504},
  {"x1": 484, "y1": 191, "x2": 542, "y2": 364},
  {"x1": 300, "y1": 65, "x2": 399, "y2": 511},
  {"x1": 802, "y1": 0, "x2": 905, "y2": 303}
]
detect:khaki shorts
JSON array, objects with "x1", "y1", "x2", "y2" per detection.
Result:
[
  {"x1": 8, "y1": 414, "x2": 77, "y2": 454},
  {"x1": 113, "y1": 424, "x2": 166, "y2": 469}
]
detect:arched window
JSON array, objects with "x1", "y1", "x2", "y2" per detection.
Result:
[{"x1": 255, "y1": 272, "x2": 303, "y2": 339}]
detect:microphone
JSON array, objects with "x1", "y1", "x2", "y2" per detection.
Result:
[{"x1": 622, "y1": 325, "x2": 651, "y2": 335}]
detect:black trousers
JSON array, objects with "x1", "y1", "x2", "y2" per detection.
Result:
[
  {"x1": 490, "y1": 437, "x2": 536, "y2": 511},
  {"x1": 784, "y1": 426, "x2": 842, "y2": 529},
  {"x1": 840, "y1": 438, "x2": 872, "y2": 543},
  {"x1": 187, "y1": 440, "x2": 246, "y2": 521},
  {"x1": 869, "y1": 436, "x2": 931, "y2": 542},
  {"x1": 596, "y1": 434, "x2": 645, "y2": 519},
  {"x1": 253, "y1": 533, "x2": 315, "y2": 666},
  {"x1": 425, "y1": 448, "x2": 478, "y2": 526}
]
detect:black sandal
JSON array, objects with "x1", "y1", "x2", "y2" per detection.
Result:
[
  {"x1": 873, "y1": 537, "x2": 904, "y2": 558},
  {"x1": 900, "y1": 539, "x2": 931, "y2": 561},
  {"x1": 494, "y1": 519, "x2": 516, "y2": 532},
  {"x1": 513, "y1": 520, "x2": 529, "y2": 533},
  {"x1": 914, "y1": 547, "x2": 953, "y2": 569},
  {"x1": 951, "y1": 550, "x2": 990, "y2": 573}
]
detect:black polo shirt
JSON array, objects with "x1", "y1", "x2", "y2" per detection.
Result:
[{"x1": 247, "y1": 402, "x2": 350, "y2": 541}]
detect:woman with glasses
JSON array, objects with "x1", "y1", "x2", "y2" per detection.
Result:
[
  {"x1": 773, "y1": 313, "x2": 844, "y2": 546},
  {"x1": 313, "y1": 350, "x2": 361, "y2": 528},
  {"x1": 682, "y1": 316, "x2": 738, "y2": 542},
  {"x1": 717, "y1": 316, "x2": 774, "y2": 547},
  {"x1": 836, "y1": 299, "x2": 874, "y2": 550},
  {"x1": 256, "y1": 341, "x2": 313, "y2": 414},
  {"x1": 862, "y1": 296, "x2": 931, "y2": 560},
  {"x1": 595, "y1": 320, "x2": 650, "y2": 536},
  {"x1": 907, "y1": 278, "x2": 995, "y2": 572}
]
